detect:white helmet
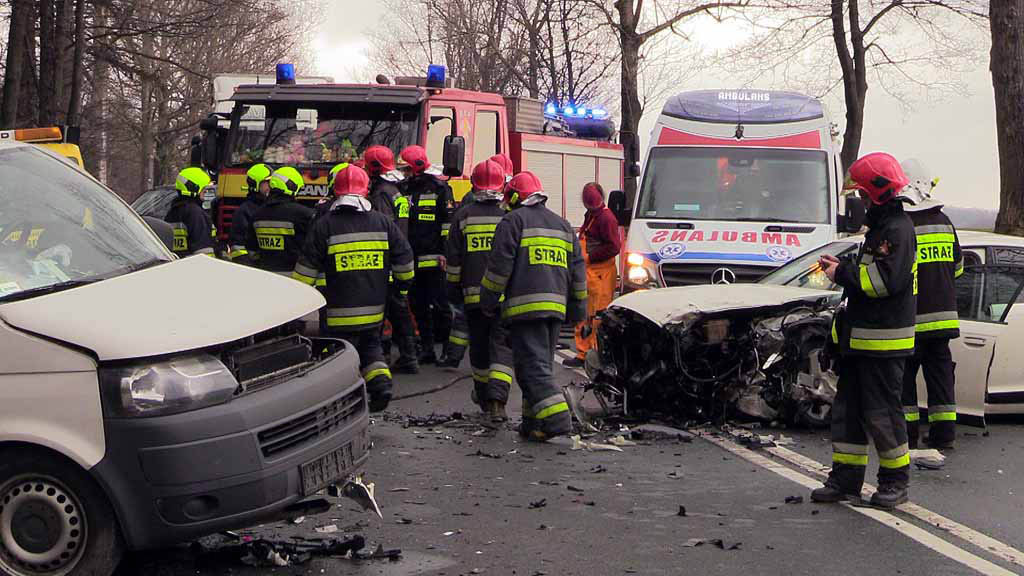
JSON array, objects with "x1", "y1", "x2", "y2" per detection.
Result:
[{"x1": 900, "y1": 158, "x2": 942, "y2": 211}]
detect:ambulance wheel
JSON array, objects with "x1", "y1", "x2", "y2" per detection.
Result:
[{"x1": 0, "y1": 448, "x2": 123, "y2": 576}]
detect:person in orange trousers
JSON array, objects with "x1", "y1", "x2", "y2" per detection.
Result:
[{"x1": 565, "y1": 182, "x2": 622, "y2": 368}]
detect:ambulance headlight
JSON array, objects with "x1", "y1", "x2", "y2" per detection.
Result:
[
  {"x1": 627, "y1": 265, "x2": 650, "y2": 285},
  {"x1": 626, "y1": 253, "x2": 645, "y2": 267},
  {"x1": 100, "y1": 354, "x2": 238, "y2": 418}
]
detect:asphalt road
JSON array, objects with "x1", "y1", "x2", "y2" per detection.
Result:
[{"x1": 116, "y1": 341, "x2": 1024, "y2": 576}]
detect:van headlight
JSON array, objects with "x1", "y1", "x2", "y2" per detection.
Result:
[
  {"x1": 625, "y1": 253, "x2": 657, "y2": 288},
  {"x1": 627, "y1": 264, "x2": 650, "y2": 285},
  {"x1": 99, "y1": 354, "x2": 239, "y2": 418}
]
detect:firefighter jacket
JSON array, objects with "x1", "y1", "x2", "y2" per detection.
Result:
[
  {"x1": 480, "y1": 200, "x2": 587, "y2": 324},
  {"x1": 581, "y1": 206, "x2": 621, "y2": 264},
  {"x1": 164, "y1": 196, "x2": 215, "y2": 256},
  {"x1": 228, "y1": 193, "x2": 265, "y2": 260},
  {"x1": 247, "y1": 192, "x2": 314, "y2": 273},
  {"x1": 833, "y1": 200, "x2": 917, "y2": 358},
  {"x1": 405, "y1": 173, "x2": 452, "y2": 269},
  {"x1": 446, "y1": 199, "x2": 505, "y2": 309},
  {"x1": 370, "y1": 177, "x2": 409, "y2": 238},
  {"x1": 908, "y1": 207, "x2": 963, "y2": 339},
  {"x1": 293, "y1": 203, "x2": 414, "y2": 332}
]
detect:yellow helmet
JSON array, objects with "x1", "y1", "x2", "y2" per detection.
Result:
[
  {"x1": 270, "y1": 166, "x2": 304, "y2": 196},
  {"x1": 175, "y1": 167, "x2": 211, "y2": 197}
]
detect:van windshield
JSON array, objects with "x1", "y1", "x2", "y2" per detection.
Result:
[
  {"x1": 0, "y1": 146, "x2": 169, "y2": 302},
  {"x1": 637, "y1": 147, "x2": 830, "y2": 223}
]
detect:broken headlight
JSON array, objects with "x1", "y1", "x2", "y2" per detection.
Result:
[{"x1": 99, "y1": 354, "x2": 239, "y2": 418}]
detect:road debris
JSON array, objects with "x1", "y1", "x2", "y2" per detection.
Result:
[
  {"x1": 315, "y1": 524, "x2": 339, "y2": 534},
  {"x1": 681, "y1": 538, "x2": 741, "y2": 550},
  {"x1": 629, "y1": 424, "x2": 694, "y2": 442},
  {"x1": 291, "y1": 516, "x2": 306, "y2": 524},
  {"x1": 911, "y1": 449, "x2": 946, "y2": 470},
  {"x1": 469, "y1": 449, "x2": 503, "y2": 459},
  {"x1": 569, "y1": 435, "x2": 624, "y2": 452},
  {"x1": 785, "y1": 496, "x2": 804, "y2": 504},
  {"x1": 590, "y1": 465, "x2": 608, "y2": 473},
  {"x1": 199, "y1": 535, "x2": 371, "y2": 568},
  {"x1": 340, "y1": 477, "x2": 383, "y2": 519},
  {"x1": 530, "y1": 498, "x2": 548, "y2": 509},
  {"x1": 567, "y1": 485, "x2": 585, "y2": 493},
  {"x1": 609, "y1": 435, "x2": 637, "y2": 447},
  {"x1": 677, "y1": 506, "x2": 688, "y2": 517}
]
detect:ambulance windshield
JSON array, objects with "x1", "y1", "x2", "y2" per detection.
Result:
[
  {"x1": 229, "y1": 102, "x2": 418, "y2": 168},
  {"x1": 637, "y1": 147, "x2": 830, "y2": 223}
]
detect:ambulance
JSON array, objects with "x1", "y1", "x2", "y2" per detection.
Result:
[{"x1": 621, "y1": 90, "x2": 863, "y2": 291}]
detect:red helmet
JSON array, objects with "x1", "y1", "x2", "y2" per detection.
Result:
[
  {"x1": 398, "y1": 145, "x2": 430, "y2": 174},
  {"x1": 845, "y1": 152, "x2": 909, "y2": 205},
  {"x1": 333, "y1": 164, "x2": 370, "y2": 198},
  {"x1": 364, "y1": 145, "x2": 396, "y2": 176},
  {"x1": 488, "y1": 153, "x2": 514, "y2": 175},
  {"x1": 471, "y1": 160, "x2": 506, "y2": 192},
  {"x1": 505, "y1": 171, "x2": 543, "y2": 206}
]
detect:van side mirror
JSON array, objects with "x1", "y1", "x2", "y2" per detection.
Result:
[
  {"x1": 442, "y1": 135, "x2": 465, "y2": 177},
  {"x1": 839, "y1": 195, "x2": 865, "y2": 233},
  {"x1": 608, "y1": 189, "x2": 631, "y2": 227}
]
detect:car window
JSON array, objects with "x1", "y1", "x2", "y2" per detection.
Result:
[
  {"x1": 758, "y1": 241, "x2": 858, "y2": 289},
  {"x1": 992, "y1": 247, "x2": 1024, "y2": 266},
  {"x1": 957, "y1": 265, "x2": 1024, "y2": 323},
  {"x1": 426, "y1": 106, "x2": 455, "y2": 167}
]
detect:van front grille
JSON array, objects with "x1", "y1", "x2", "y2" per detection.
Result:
[
  {"x1": 659, "y1": 262, "x2": 772, "y2": 287},
  {"x1": 257, "y1": 388, "x2": 365, "y2": 459}
]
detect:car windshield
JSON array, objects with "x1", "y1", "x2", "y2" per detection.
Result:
[
  {"x1": 130, "y1": 186, "x2": 176, "y2": 219},
  {"x1": 637, "y1": 147, "x2": 830, "y2": 223},
  {"x1": 0, "y1": 146, "x2": 169, "y2": 302},
  {"x1": 229, "y1": 102, "x2": 419, "y2": 168},
  {"x1": 758, "y1": 241, "x2": 858, "y2": 289}
]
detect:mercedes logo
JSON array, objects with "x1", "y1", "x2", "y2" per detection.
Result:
[{"x1": 711, "y1": 267, "x2": 736, "y2": 285}]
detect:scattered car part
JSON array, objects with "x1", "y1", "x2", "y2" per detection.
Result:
[{"x1": 340, "y1": 477, "x2": 383, "y2": 519}]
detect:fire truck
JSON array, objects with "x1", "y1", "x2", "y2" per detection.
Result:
[{"x1": 196, "y1": 65, "x2": 624, "y2": 239}]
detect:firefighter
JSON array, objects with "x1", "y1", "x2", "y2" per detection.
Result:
[
  {"x1": 447, "y1": 159, "x2": 514, "y2": 420},
  {"x1": 313, "y1": 162, "x2": 350, "y2": 222},
  {"x1": 365, "y1": 145, "x2": 419, "y2": 374},
  {"x1": 813, "y1": 152, "x2": 917, "y2": 508},
  {"x1": 480, "y1": 171, "x2": 587, "y2": 441},
  {"x1": 564, "y1": 182, "x2": 621, "y2": 369},
  {"x1": 399, "y1": 145, "x2": 454, "y2": 364},
  {"x1": 459, "y1": 154, "x2": 513, "y2": 211},
  {"x1": 164, "y1": 167, "x2": 216, "y2": 257},
  {"x1": 293, "y1": 164, "x2": 414, "y2": 412},
  {"x1": 900, "y1": 159, "x2": 963, "y2": 451},
  {"x1": 228, "y1": 163, "x2": 272, "y2": 263},
  {"x1": 247, "y1": 166, "x2": 314, "y2": 275}
]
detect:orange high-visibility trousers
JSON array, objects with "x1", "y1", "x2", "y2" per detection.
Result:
[{"x1": 574, "y1": 254, "x2": 616, "y2": 361}]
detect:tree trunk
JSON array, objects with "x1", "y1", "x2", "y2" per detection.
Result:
[
  {"x1": 1, "y1": 0, "x2": 33, "y2": 128},
  {"x1": 617, "y1": 0, "x2": 642, "y2": 201},
  {"x1": 94, "y1": 1, "x2": 109, "y2": 183},
  {"x1": 66, "y1": 0, "x2": 86, "y2": 125},
  {"x1": 992, "y1": 0, "x2": 1024, "y2": 236},
  {"x1": 38, "y1": 0, "x2": 56, "y2": 125},
  {"x1": 51, "y1": 0, "x2": 71, "y2": 124}
]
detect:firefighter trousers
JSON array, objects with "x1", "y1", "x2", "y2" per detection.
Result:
[
  {"x1": 335, "y1": 329, "x2": 392, "y2": 412},
  {"x1": 829, "y1": 355, "x2": 910, "y2": 492},
  {"x1": 574, "y1": 257, "x2": 616, "y2": 361},
  {"x1": 901, "y1": 338, "x2": 956, "y2": 448},
  {"x1": 467, "y1": 308, "x2": 513, "y2": 405},
  {"x1": 387, "y1": 285, "x2": 417, "y2": 360},
  {"x1": 447, "y1": 304, "x2": 469, "y2": 361},
  {"x1": 507, "y1": 318, "x2": 571, "y2": 436},
  {"x1": 411, "y1": 267, "x2": 451, "y2": 354}
]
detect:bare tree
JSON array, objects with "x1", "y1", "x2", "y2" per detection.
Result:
[
  {"x1": 991, "y1": 0, "x2": 1024, "y2": 235},
  {"x1": 1, "y1": 0, "x2": 33, "y2": 127}
]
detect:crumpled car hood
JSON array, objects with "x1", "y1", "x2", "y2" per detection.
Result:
[
  {"x1": 610, "y1": 284, "x2": 836, "y2": 327},
  {"x1": 0, "y1": 256, "x2": 325, "y2": 360}
]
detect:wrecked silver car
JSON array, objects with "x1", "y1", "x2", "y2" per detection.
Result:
[{"x1": 590, "y1": 241, "x2": 858, "y2": 427}]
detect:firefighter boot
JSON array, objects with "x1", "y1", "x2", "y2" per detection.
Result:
[
  {"x1": 485, "y1": 400, "x2": 508, "y2": 423},
  {"x1": 810, "y1": 481, "x2": 858, "y2": 503},
  {"x1": 393, "y1": 337, "x2": 420, "y2": 374},
  {"x1": 870, "y1": 484, "x2": 908, "y2": 508}
]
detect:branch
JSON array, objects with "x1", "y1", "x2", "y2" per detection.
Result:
[{"x1": 639, "y1": 1, "x2": 749, "y2": 42}]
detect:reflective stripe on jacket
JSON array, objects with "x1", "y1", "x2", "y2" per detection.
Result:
[
  {"x1": 405, "y1": 174, "x2": 452, "y2": 258},
  {"x1": 165, "y1": 197, "x2": 215, "y2": 256},
  {"x1": 909, "y1": 208, "x2": 962, "y2": 339},
  {"x1": 247, "y1": 192, "x2": 314, "y2": 272},
  {"x1": 446, "y1": 199, "x2": 505, "y2": 309}
]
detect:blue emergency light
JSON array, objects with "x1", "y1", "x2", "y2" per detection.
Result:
[
  {"x1": 545, "y1": 102, "x2": 558, "y2": 115},
  {"x1": 426, "y1": 64, "x2": 446, "y2": 88},
  {"x1": 564, "y1": 105, "x2": 575, "y2": 116},
  {"x1": 276, "y1": 63, "x2": 296, "y2": 85}
]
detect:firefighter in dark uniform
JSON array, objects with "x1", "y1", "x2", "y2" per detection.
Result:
[
  {"x1": 447, "y1": 159, "x2": 514, "y2": 421},
  {"x1": 480, "y1": 171, "x2": 587, "y2": 441},
  {"x1": 364, "y1": 146, "x2": 419, "y2": 373},
  {"x1": 313, "y1": 163, "x2": 350, "y2": 222},
  {"x1": 247, "y1": 166, "x2": 314, "y2": 275},
  {"x1": 228, "y1": 163, "x2": 272, "y2": 263},
  {"x1": 399, "y1": 145, "x2": 454, "y2": 364},
  {"x1": 293, "y1": 164, "x2": 414, "y2": 412},
  {"x1": 164, "y1": 167, "x2": 216, "y2": 257},
  {"x1": 900, "y1": 159, "x2": 963, "y2": 451},
  {"x1": 814, "y1": 152, "x2": 917, "y2": 508}
]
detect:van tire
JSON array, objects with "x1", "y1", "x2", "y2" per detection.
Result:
[{"x1": 0, "y1": 448, "x2": 123, "y2": 576}]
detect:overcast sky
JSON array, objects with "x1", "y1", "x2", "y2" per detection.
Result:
[{"x1": 316, "y1": 3, "x2": 999, "y2": 210}]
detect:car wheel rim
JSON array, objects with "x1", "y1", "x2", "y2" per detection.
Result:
[{"x1": 0, "y1": 474, "x2": 87, "y2": 576}]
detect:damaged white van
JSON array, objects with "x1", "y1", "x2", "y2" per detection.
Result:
[{"x1": 0, "y1": 141, "x2": 370, "y2": 576}]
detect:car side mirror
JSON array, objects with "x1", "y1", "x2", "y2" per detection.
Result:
[
  {"x1": 442, "y1": 135, "x2": 465, "y2": 177},
  {"x1": 839, "y1": 195, "x2": 865, "y2": 233},
  {"x1": 608, "y1": 189, "x2": 631, "y2": 227},
  {"x1": 143, "y1": 216, "x2": 175, "y2": 252}
]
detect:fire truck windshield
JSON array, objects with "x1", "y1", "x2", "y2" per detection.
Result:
[{"x1": 229, "y1": 102, "x2": 418, "y2": 168}]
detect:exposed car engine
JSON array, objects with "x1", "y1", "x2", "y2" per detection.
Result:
[{"x1": 589, "y1": 298, "x2": 838, "y2": 428}]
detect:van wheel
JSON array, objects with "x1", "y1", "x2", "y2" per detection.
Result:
[{"x1": 0, "y1": 449, "x2": 123, "y2": 576}]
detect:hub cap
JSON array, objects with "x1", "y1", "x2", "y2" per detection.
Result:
[{"x1": 0, "y1": 475, "x2": 86, "y2": 576}]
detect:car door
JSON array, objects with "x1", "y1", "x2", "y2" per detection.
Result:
[{"x1": 978, "y1": 265, "x2": 1024, "y2": 414}]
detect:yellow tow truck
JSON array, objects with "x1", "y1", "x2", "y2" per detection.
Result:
[{"x1": 0, "y1": 126, "x2": 84, "y2": 169}]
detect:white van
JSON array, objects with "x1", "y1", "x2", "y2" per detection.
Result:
[
  {"x1": 622, "y1": 90, "x2": 862, "y2": 290},
  {"x1": 0, "y1": 142, "x2": 370, "y2": 575}
]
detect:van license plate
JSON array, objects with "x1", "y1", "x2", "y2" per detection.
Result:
[{"x1": 300, "y1": 443, "x2": 353, "y2": 496}]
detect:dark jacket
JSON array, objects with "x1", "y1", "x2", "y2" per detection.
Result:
[
  {"x1": 446, "y1": 198, "x2": 505, "y2": 309},
  {"x1": 908, "y1": 206, "x2": 963, "y2": 339},
  {"x1": 293, "y1": 205, "x2": 414, "y2": 332},
  {"x1": 581, "y1": 206, "x2": 621, "y2": 264},
  {"x1": 480, "y1": 200, "x2": 587, "y2": 324},
  {"x1": 370, "y1": 177, "x2": 408, "y2": 238},
  {"x1": 246, "y1": 192, "x2": 314, "y2": 273},
  {"x1": 833, "y1": 200, "x2": 917, "y2": 358},
  {"x1": 405, "y1": 173, "x2": 453, "y2": 265},
  {"x1": 228, "y1": 193, "x2": 265, "y2": 260},
  {"x1": 164, "y1": 196, "x2": 215, "y2": 256}
]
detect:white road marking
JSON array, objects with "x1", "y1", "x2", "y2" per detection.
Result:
[{"x1": 553, "y1": 349, "x2": 1024, "y2": 574}]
